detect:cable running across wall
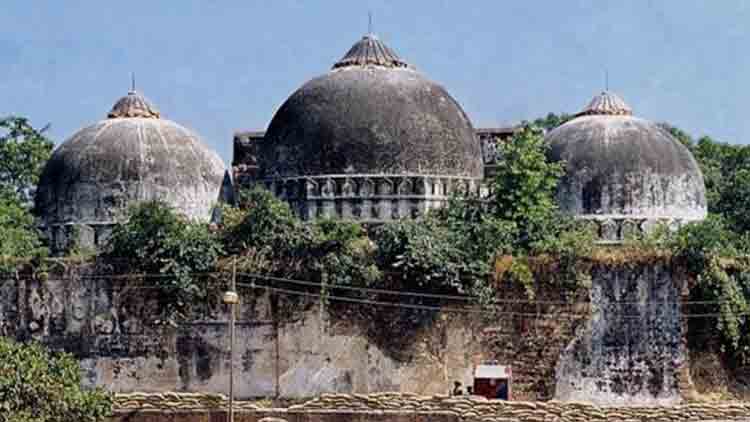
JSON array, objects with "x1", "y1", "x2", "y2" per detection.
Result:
[{"x1": 5, "y1": 271, "x2": 741, "y2": 308}]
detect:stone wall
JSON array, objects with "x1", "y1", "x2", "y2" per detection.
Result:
[
  {"x1": 0, "y1": 260, "x2": 694, "y2": 404},
  {"x1": 110, "y1": 393, "x2": 750, "y2": 422}
]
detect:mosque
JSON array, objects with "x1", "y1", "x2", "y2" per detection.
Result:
[{"x1": 35, "y1": 33, "x2": 707, "y2": 251}]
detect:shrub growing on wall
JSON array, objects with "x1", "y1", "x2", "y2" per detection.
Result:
[
  {"x1": 0, "y1": 192, "x2": 46, "y2": 269},
  {"x1": 220, "y1": 187, "x2": 381, "y2": 319},
  {"x1": 223, "y1": 186, "x2": 307, "y2": 257},
  {"x1": 0, "y1": 337, "x2": 112, "y2": 422},
  {"x1": 105, "y1": 200, "x2": 223, "y2": 323},
  {"x1": 486, "y1": 125, "x2": 565, "y2": 249},
  {"x1": 666, "y1": 215, "x2": 750, "y2": 363}
]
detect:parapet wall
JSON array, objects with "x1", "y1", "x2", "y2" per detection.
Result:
[
  {"x1": 0, "y1": 260, "x2": 693, "y2": 405},
  {"x1": 110, "y1": 392, "x2": 750, "y2": 422}
]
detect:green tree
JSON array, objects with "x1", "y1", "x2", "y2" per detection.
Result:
[
  {"x1": 106, "y1": 201, "x2": 223, "y2": 322},
  {"x1": 685, "y1": 135, "x2": 750, "y2": 232},
  {"x1": 715, "y1": 169, "x2": 750, "y2": 233},
  {"x1": 0, "y1": 337, "x2": 112, "y2": 422},
  {"x1": 222, "y1": 186, "x2": 307, "y2": 256},
  {"x1": 373, "y1": 218, "x2": 470, "y2": 293},
  {"x1": 658, "y1": 122, "x2": 694, "y2": 148},
  {"x1": 0, "y1": 192, "x2": 45, "y2": 267},
  {"x1": 310, "y1": 218, "x2": 381, "y2": 288},
  {"x1": 223, "y1": 187, "x2": 381, "y2": 287},
  {"x1": 372, "y1": 206, "x2": 516, "y2": 300},
  {"x1": 487, "y1": 125, "x2": 565, "y2": 248},
  {"x1": 0, "y1": 117, "x2": 54, "y2": 204},
  {"x1": 666, "y1": 215, "x2": 750, "y2": 362},
  {"x1": 532, "y1": 112, "x2": 573, "y2": 132}
]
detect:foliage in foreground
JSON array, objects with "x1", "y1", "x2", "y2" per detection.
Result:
[{"x1": 0, "y1": 337, "x2": 112, "y2": 422}]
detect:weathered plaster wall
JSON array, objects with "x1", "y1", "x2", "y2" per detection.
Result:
[
  {"x1": 556, "y1": 263, "x2": 687, "y2": 406},
  {"x1": 0, "y1": 261, "x2": 692, "y2": 405}
]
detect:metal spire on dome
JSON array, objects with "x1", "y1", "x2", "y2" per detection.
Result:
[
  {"x1": 605, "y1": 69, "x2": 609, "y2": 91},
  {"x1": 576, "y1": 91, "x2": 632, "y2": 117},
  {"x1": 108, "y1": 78, "x2": 161, "y2": 119},
  {"x1": 332, "y1": 31, "x2": 410, "y2": 69}
]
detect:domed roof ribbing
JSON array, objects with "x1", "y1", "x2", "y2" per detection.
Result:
[
  {"x1": 545, "y1": 91, "x2": 706, "y2": 223},
  {"x1": 261, "y1": 33, "x2": 483, "y2": 179},
  {"x1": 36, "y1": 90, "x2": 226, "y2": 233}
]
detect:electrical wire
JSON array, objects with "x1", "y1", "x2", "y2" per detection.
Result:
[
  {"x1": 236, "y1": 279, "x2": 750, "y2": 320},
  {"x1": 235, "y1": 271, "x2": 733, "y2": 306},
  {"x1": 4, "y1": 271, "x2": 742, "y2": 309}
]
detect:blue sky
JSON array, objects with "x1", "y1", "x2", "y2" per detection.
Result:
[{"x1": 1, "y1": 1, "x2": 749, "y2": 164}]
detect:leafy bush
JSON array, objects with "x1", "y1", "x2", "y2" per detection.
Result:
[
  {"x1": 0, "y1": 337, "x2": 112, "y2": 422},
  {"x1": 486, "y1": 125, "x2": 564, "y2": 249},
  {"x1": 716, "y1": 168, "x2": 750, "y2": 234},
  {"x1": 0, "y1": 116, "x2": 54, "y2": 205},
  {"x1": 662, "y1": 215, "x2": 750, "y2": 362},
  {"x1": 221, "y1": 188, "x2": 381, "y2": 321},
  {"x1": 532, "y1": 112, "x2": 573, "y2": 132},
  {"x1": 105, "y1": 200, "x2": 223, "y2": 322},
  {"x1": 372, "y1": 209, "x2": 515, "y2": 298},
  {"x1": 668, "y1": 214, "x2": 741, "y2": 273},
  {"x1": 373, "y1": 218, "x2": 467, "y2": 292},
  {"x1": 0, "y1": 192, "x2": 46, "y2": 269},
  {"x1": 223, "y1": 186, "x2": 309, "y2": 257},
  {"x1": 310, "y1": 218, "x2": 380, "y2": 288}
]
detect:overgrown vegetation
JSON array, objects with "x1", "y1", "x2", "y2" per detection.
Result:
[
  {"x1": 651, "y1": 127, "x2": 750, "y2": 364},
  {"x1": 0, "y1": 116, "x2": 54, "y2": 205},
  {"x1": 0, "y1": 191, "x2": 46, "y2": 268},
  {"x1": 105, "y1": 201, "x2": 224, "y2": 323},
  {"x1": 0, "y1": 117, "x2": 53, "y2": 270},
  {"x1": 0, "y1": 337, "x2": 112, "y2": 422}
]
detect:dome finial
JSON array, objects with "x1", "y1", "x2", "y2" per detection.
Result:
[
  {"x1": 576, "y1": 90, "x2": 632, "y2": 117},
  {"x1": 332, "y1": 32, "x2": 410, "y2": 69},
  {"x1": 605, "y1": 69, "x2": 609, "y2": 92},
  {"x1": 108, "y1": 87, "x2": 160, "y2": 119}
]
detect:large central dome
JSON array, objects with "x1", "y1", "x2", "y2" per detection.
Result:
[{"x1": 261, "y1": 34, "x2": 483, "y2": 179}]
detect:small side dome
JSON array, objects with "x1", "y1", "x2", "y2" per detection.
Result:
[
  {"x1": 36, "y1": 90, "x2": 226, "y2": 252},
  {"x1": 545, "y1": 91, "x2": 706, "y2": 240}
]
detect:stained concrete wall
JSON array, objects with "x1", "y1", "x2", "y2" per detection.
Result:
[
  {"x1": 556, "y1": 263, "x2": 686, "y2": 406},
  {"x1": 0, "y1": 261, "x2": 692, "y2": 405}
]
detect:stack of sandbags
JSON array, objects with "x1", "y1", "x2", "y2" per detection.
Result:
[{"x1": 114, "y1": 392, "x2": 260, "y2": 411}]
